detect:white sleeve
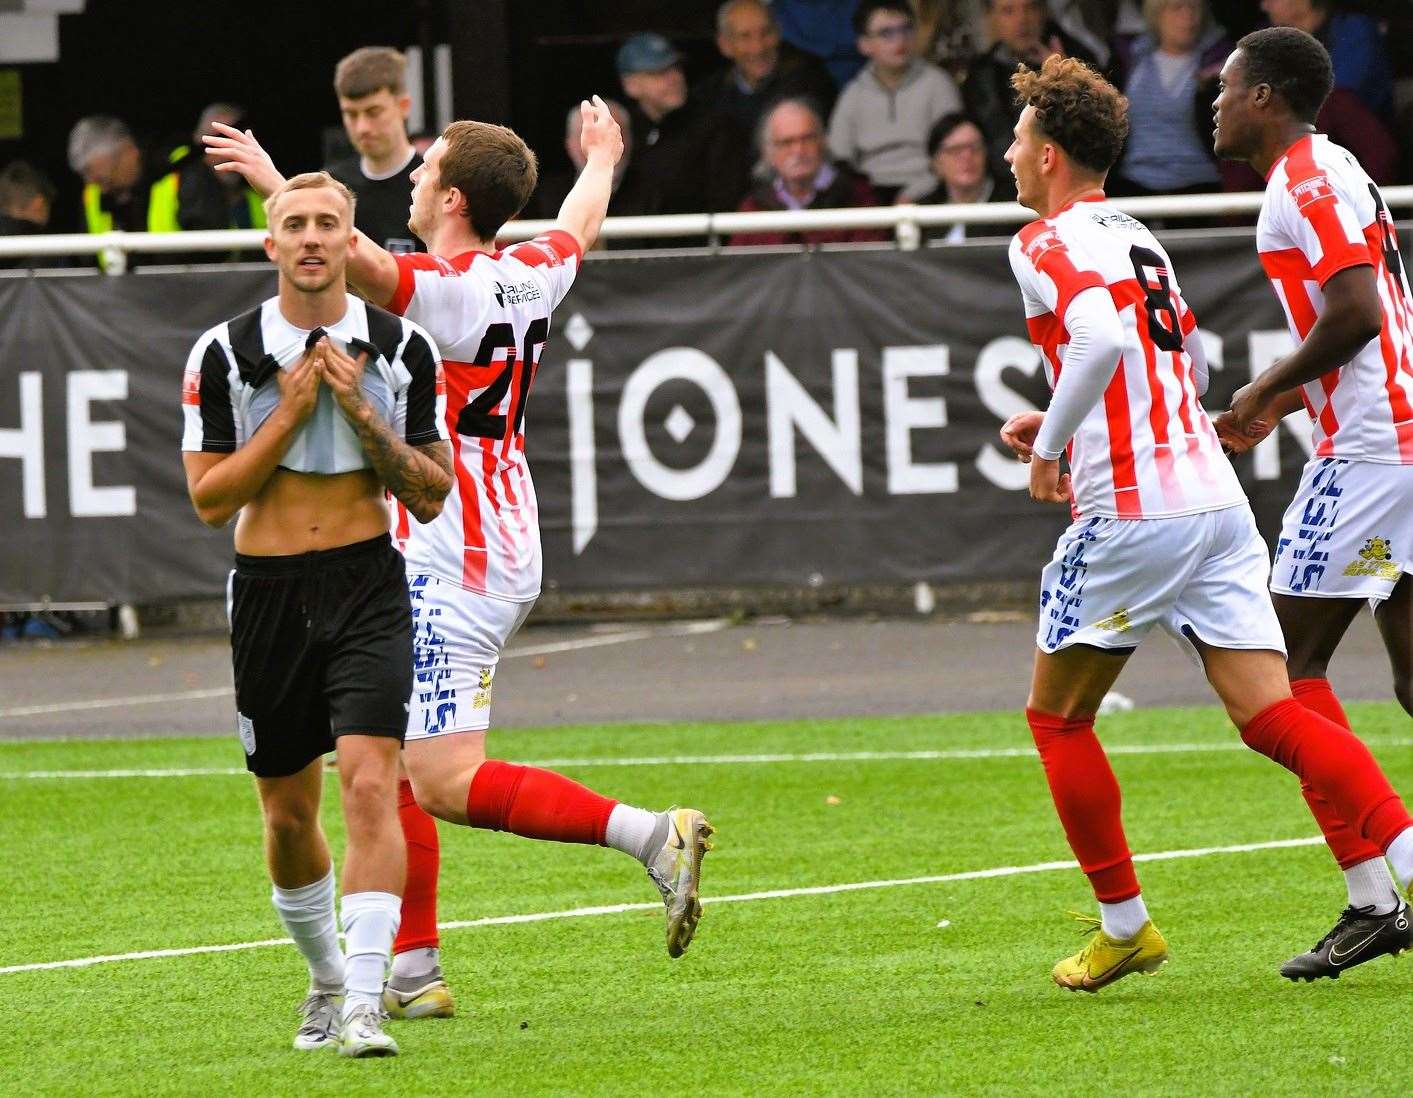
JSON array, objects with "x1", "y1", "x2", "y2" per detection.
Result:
[
  {"x1": 1032, "y1": 286, "x2": 1125, "y2": 460},
  {"x1": 1184, "y1": 323, "x2": 1210, "y2": 398}
]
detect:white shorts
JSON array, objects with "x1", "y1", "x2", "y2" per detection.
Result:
[
  {"x1": 1271, "y1": 458, "x2": 1413, "y2": 603},
  {"x1": 1036, "y1": 504, "x2": 1286, "y2": 660},
  {"x1": 405, "y1": 573, "x2": 535, "y2": 740}
]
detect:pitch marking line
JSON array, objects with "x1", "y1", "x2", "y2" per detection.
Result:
[
  {"x1": 0, "y1": 620, "x2": 731, "y2": 720},
  {"x1": 0, "y1": 835, "x2": 1325, "y2": 976},
  {"x1": 4, "y1": 737, "x2": 1412, "y2": 781}
]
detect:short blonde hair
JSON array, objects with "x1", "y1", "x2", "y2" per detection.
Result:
[
  {"x1": 1143, "y1": 0, "x2": 1209, "y2": 41},
  {"x1": 264, "y1": 171, "x2": 357, "y2": 225}
]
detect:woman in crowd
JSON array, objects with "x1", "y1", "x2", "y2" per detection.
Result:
[
  {"x1": 1112, "y1": 0, "x2": 1230, "y2": 197},
  {"x1": 902, "y1": 111, "x2": 1014, "y2": 241}
]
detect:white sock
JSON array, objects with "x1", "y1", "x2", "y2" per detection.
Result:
[
  {"x1": 390, "y1": 945, "x2": 440, "y2": 981},
  {"x1": 1099, "y1": 895, "x2": 1150, "y2": 941},
  {"x1": 271, "y1": 868, "x2": 344, "y2": 991},
  {"x1": 1344, "y1": 856, "x2": 1400, "y2": 914},
  {"x1": 1384, "y1": 828, "x2": 1413, "y2": 892},
  {"x1": 339, "y1": 891, "x2": 401, "y2": 1018},
  {"x1": 604, "y1": 804, "x2": 667, "y2": 866}
]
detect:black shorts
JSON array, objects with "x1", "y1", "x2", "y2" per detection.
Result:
[{"x1": 229, "y1": 534, "x2": 411, "y2": 778}]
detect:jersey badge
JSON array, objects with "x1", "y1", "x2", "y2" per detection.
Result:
[{"x1": 1290, "y1": 174, "x2": 1335, "y2": 212}]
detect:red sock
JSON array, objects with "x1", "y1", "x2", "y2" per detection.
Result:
[
  {"x1": 465, "y1": 760, "x2": 616, "y2": 845},
  {"x1": 394, "y1": 779, "x2": 441, "y2": 955},
  {"x1": 1290, "y1": 678, "x2": 1383, "y2": 869},
  {"x1": 1242, "y1": 697, "x2": 1413, "y2": 851},
  {"x1": 1027, "y1": 708, "x2": 1140, "y2": 903}
]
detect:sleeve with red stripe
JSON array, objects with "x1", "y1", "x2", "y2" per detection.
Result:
[
  {"x1": 1281, "y1": 156, "x2": 1371, "y2": 286},
  {"x1": 1016, "y1": 220, "x2": 1107, "y2": 319},
  {"x1": 387, "y1": 252, "x2": 446, "y2": 317}
]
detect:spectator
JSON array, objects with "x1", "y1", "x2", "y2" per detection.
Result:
[
  {"x1": 731, "y1": 98, "x2": 889, "y2": 245},
  {"x1": 183, "y1": 104, "x2": 268, "y2": 231},
  {"x1": 963, "y1": 0, "x2": 1100, "y2": 184},
  {"x1": 771, "y1": 0, "x2": 868, "y2": 87},
  {"x1": 906, "y1": 112, "x2": 1016, "y2": 240},
  {"x1": 1262, "y1": 0, "x2": 1393, "y2": 118},
  {"x1": 614, "y1": 32, "x2": 751, "y2": 218},
  {"x1": 0, "y1": 160, "x2": 58, "y2": 269},
  {"x1": 532, "y1": 99, "x2": 634, "y2": 222},
  {"x1": 695, "y1": 0, "x2": 839, "y2": 137},
  {"x1": 1048, "y1": 0, "x2": 1147, "y2": 71},
  {"x1": 917, "y1": 0, "x2": 990, "y2": 77},
  {"x1": 67, "y1": 115, "x2": 232, "y2": 268},
  {"x1": 828, "y1": 1, "x2": 964, "y2": 203},
  {"x1": 324, "y1": 46, "x2": 422, "y2": 252},
  {"x1": 1111, "y1": 0, "x2": 1229, "y2": 197}
]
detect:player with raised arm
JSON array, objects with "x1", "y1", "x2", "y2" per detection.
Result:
[
  {"x1": 1212, "y1": 26, "x2": 1413, "y2": 982},
  {"x1": 181, "y1": 171, "x2": 453, "y2": 1055},
  {"x1": 998, "y1": 55, "x2": 1413, "y2": 993},
  {"x1": 204, "y1": 100, "x2": 715, "y2": 1019}
]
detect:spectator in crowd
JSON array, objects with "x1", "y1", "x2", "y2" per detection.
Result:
[
  {"x1": 1111, "y1": 0, "x2": 1229, "y2": 197},
  {"x1": 905, "y1": 112, "x2": 1016, "y2": 240},
  {"x1": 695, "y1": 0, "x2": 839, "y2": 137},
  {"x1": 1048, "y1": 0, "x2": 1147, "y2": 71},
  {"x1": 533, "y1": 98, "x2": 634, "y2": 222},
  {"x1": 963, "y1": 0, "x2": 1100, "y2": 183},
  {"x1": 828, "y1": 1, "x2": 964, "y2": 203},
  {"x1": 614, "y1": 32, "x2": 751, "y2": 217},
  {"x1": 183, "y1": 104, "x2": 268, "y2": 231},
  {"x1": 1262, "y1": 0, "x2": 1393, "y2": 118},
  {"x1": 731, "y1": 97, "x2": 889, "y2": 245},
  {"x1": 0, "y1": 160, "x2": 59, "y2": 269},
  {"x1": 917, "y1": 0, "x2": 990, "y2": 77},
  {"x1": 324, "y1": 46, "x2": 422, "y2": 252},
  {"x1": 67, "y1": 115, "x2": 233, "y2": 267},
  {"x1": 771, "y1": 0, "x2": 868, "y2": 87}
]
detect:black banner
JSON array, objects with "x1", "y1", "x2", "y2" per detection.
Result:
[{"x1": 0, "y1": 231, "x2": 1335, "y2": 604}]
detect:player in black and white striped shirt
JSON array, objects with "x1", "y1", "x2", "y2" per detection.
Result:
[{"x1": 180, "y1": 171, "x2": 452, "y2": 1058}]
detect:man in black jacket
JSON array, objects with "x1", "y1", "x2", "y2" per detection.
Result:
[
  {"x1": 614, "y1": 32, "x2": 751, "y2": 220},
  {"x1": 694, "y1": 0, "x2": 838, "y2": 138}
]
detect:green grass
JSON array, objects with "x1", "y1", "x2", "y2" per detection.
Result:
[{"x1": 4, "y1": 704, "x2": 1412, "y2": 1096}]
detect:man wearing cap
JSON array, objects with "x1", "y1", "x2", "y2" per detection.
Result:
[{"x1": 614, "y1": 31, "x2": 751, "y2": 220}]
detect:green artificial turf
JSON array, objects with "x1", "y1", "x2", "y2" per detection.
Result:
[{"x1": 3, "y1": 704, "x2": 1411, "y2": 1096}]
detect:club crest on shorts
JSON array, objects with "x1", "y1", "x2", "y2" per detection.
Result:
[
  {"x1": 1092, "y1": 608, "x2": 1132, "y2": 633},
  {"x1": 473, "y1": 667, "x2": 493, "y2": 710},
  {"x1": 1343, "y1": 537, "x2": 1401, "y2": 580},
  {"x1": 237, "y1": 712, "x2": 256, "y2": 755}
]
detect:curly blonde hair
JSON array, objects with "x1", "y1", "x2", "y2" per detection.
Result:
[{"x1": 1011, "y1": 55, "x2": 1129, "y2": 174}]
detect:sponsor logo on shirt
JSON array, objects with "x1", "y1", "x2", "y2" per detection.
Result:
[
  {"x1": 493, "y1": 279, "x2": 543, "y2": 308},
  {"x1": 181, "y1": 368, "x2": 201, "y2": 405},
  {"x1": 1290, "y1": 174, "x2": 1336, "y2": 212},
  {"x1": 1023, "y1": 228, "x2": 1066, "y2": 266},
  {"x1": 1343, "y1": 536, "x2": 1402, "y2": 580}
]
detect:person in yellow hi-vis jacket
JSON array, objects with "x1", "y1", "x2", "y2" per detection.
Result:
[{"x1": 67, "y1": 114, "x2": 264, "y2": 269}]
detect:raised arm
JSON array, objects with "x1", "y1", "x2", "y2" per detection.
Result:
[
  {"x1": 555, "y1": 96, "x2": 625, "y2": 254},
  {"x1": 202, "y1": 122, "x2": 401, "y2": 307},
  {"x1": 316, "y1": 338, "x2": 452, "y2": 523},
  {"x1": 183, "y1": 348, "x2": 321, "y2": 527}
]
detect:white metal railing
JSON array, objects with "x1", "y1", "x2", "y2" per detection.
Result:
[{"x1": 4, "y1": 187, "x2": 1413, "y2": 270}]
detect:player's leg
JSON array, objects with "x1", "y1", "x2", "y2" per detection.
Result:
[
  {"x1": 403, "y1": 576, "x2": 715, "y2": 958},
  {"x1": 1028, "y1": 516, "x2": 1186, "y2": 992},
  {"x1": 321, "y1": 538, "x2": 415, "y2": 1057},
  {"x1": 333, "y1": 733, "x2": 405, "y2": 1057},
  {"x1": 1373, "y1": 574, "x2": 1411, "y2": 716},
  {"x1": 385, "y1": 758, "x2": 451, "y2": 1019},
  {"x1": 256, "y1": 760, "x2": 346, "y2": 1050},
  {"x1": 230, "y1": 555, "x2": 346, "y2": 1050}
]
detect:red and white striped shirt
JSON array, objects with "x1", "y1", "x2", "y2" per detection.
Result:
[
  {"x1": 1009, "y1": 195, "x2": 1244, "y2": 519},
  {"x1": 1258, "y1": 134, "x2": 1413, "y2": 463},
  {"x1": 386, "y1": 230, "x2": 582, "y2": 600}
]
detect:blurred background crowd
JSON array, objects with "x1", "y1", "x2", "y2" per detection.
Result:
[{"x1": 1, "y1": 0, "x2": 1410, "y2": 267}]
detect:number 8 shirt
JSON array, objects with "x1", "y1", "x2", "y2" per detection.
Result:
[{"x1": 385, "y1": 231, "x2": 581, "y2": 602}]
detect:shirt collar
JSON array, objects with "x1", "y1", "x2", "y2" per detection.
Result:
[{"x1": 773, "y1": 162, "x2": 837, "y2": 210}]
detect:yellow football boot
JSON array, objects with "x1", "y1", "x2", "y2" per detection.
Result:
[{"x1": 1052, "y1": 914, "x2": 1169, "y2": 992}]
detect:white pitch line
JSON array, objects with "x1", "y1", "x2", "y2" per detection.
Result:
[
  {"x1": 0, "y1": 621, "x2": 731, "y2": 721},
  {"x1": 0, "y1": 835, "x2": 1325, "y2": 976},
  {"x1": 4, "y1": 737, "x2": 1411, "y2": 781}
]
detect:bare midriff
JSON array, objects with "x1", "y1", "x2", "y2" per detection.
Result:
[{"x1": 234, "y1": 468, "x2": 388, "y2": 556}]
